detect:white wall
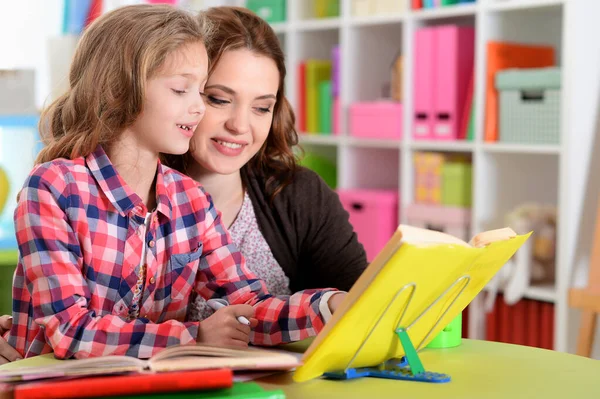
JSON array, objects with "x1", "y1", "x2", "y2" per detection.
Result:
[
  {"x1": 0, "y1": 0, "x2": 248, "y2": 109},
  {"x1": 0, "y1": 0, "x2": 63, "y2": 109}
]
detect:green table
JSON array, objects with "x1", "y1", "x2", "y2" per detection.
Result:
[
  {"x1": 0, "y1": 250, "x2": 17, "y2": 316},
  {"x1": 2, "y1": 340, "x2": 599, "y2": 398},
  {"x1": 256, "y1": 339, "x2": 600, "y2": 399}
]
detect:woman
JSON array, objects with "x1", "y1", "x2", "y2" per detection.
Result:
[
  {"x1": 0, "y1": 5, "x2": 366, "y2": 362},
  {"x1": 172, "y1": 6, "x2": 368, "y2": 321}
]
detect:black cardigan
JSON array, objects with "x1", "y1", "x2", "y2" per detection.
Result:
[{"x1": 242, "y1": 167, "x2": 368, "y2": 292}]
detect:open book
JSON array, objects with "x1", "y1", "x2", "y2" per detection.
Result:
[
  {"x1": 0, "y1": 344, "x2": 301, "y2": 383},
  {"x1": 293, "y1": 224, "x2": 531, "y2": 382}
]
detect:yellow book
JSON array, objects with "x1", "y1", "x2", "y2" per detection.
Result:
[
  {"x1": 293, "y1": 224, "x2": 531, "y2": 382},
  {"x1": 305, "y1": 60, "x2": 331, "y2": 134}
]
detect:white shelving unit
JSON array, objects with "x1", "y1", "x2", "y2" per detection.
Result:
[
  {"x1": 27, "y1": 0, "x2": 600, "y2": 358},
  {"x1": 269, "y1": 0, "x2": 600, "y2": 356}
]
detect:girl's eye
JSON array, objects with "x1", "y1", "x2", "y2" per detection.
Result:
[
  {"x1": 206, "y1": 95, "x2": 229, "y2": 106},
  {"x1": 172, "y1": 89, "x2": 186, "y2": 95}
]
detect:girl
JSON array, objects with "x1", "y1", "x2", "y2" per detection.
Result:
[
  {"x1": 7, "y1": 4, "x2": 343, "y2": 361},
  {"x1": 164, "y1": 6, "x2": 367, "y2": 322}
]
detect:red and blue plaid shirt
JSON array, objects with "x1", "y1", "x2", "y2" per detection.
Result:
[{"x1": 8, "y1": 145, "x2": 335, "y2": 359}]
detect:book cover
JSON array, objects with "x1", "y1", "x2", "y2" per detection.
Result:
[{"x1": 13, "y1": 369, "x2": 232, "y2": 399}]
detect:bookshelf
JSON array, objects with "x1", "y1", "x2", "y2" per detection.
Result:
[{"x1": 260, "y1": 0, "x2": 600, "y2": 356}]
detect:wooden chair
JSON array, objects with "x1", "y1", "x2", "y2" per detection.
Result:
[{"x1": 569, "y1": 198, "x2": 600, "y2": 357}]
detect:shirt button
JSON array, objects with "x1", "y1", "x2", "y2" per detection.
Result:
[
  {"x1": 149, "y1": 276, "x2": 155, "y2": 284},
  {"x1": 148, "y1": 240, "x2": 155, "y2": 248}
]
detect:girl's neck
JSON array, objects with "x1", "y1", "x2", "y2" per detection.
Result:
[
  {"x1": 188, "y1": 166, "x2": 244, "y2": 224},
  {"x1": 106, "y1": 140, "x2": 159, "y2": 211}
]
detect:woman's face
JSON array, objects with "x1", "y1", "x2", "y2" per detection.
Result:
[{"x1": 189, "y1": 48, "x2": 279, "y2": 175}]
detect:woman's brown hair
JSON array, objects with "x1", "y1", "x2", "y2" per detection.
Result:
[
  {"x1": 35, "y1": 4, "x2": 208, "y2": 164},
  {"x1": 166, "y1": 6, "x2": 299, "y2": 200}
]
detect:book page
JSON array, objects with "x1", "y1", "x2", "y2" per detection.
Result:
[
  {"x1": 0, "y1": 356, "x2": 145, "y2": 382},
  {"x1": 149, "y1": 344, "x2": 300, "y2": 373},
  {"x1": 399, "y1": 224, "x2": 470, "y2": 247},
  {"x1": 469, "y1": 227, "x2": 517, "y2": 248}
]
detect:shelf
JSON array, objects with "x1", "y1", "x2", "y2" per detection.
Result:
[
  {"x1": 525, "y1": 284, "x2": 557, "y2": 303},
  {"x1": 411, "y1": 3, "x2": 478, "y2": 21},
  {"x1": 410, "y1": 140, "x2": 475, "y2": 152},
  {"x1": 346, "y1": 137, "x2": 402, "y2": 149},
  {"x1": 486, "y1": 0, "x2": 564, "y2": 12},
  {"x1": 349, "y1": 13, "x2": 405, "y2": 28},
  {"x1": 298, "y1": 134, "x2": 341, "y2": 146},
  {"x1": 295, "y1": 17, "x2": 341, "y2": 32},
  {"x1": 482, "y1": 143, "x2": 561, "y2": 155}
]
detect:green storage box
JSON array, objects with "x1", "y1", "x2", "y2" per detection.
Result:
[
  {"x1": 427, "y1": 313, "x2": 462, "y2": 349},
  {"x1": 246, "y1": 0, "x2": 286, "y2": 23},
  {"x1": 496, "y1": 67, "x2": 561, "y2": 145},
  {"x1": 314, "y1": 0, "x2": 340, "y2": 18},
  {"x1": 299, "y1": 152, "x2": 337, "y2": 189},
  {"x1": 442, "y1": 162, "x2": 472, "y2": 207},
  {"x1": 0, "y1": 250, "x2": 18, "y2": 317}
]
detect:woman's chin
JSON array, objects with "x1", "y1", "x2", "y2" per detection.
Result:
[{"x1": 207, "y1": 161, "x2": 245, "y2": 176}]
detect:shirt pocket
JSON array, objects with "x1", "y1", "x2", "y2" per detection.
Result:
[{"x1": 167, "y1": 244, "x2": 203, "y2": 302}]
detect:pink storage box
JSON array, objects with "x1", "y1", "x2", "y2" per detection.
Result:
[
  {"x1": 405, "y1": 203, "x2": 471, "y2": 242},
  {"x1": 337, "y1": 189, "x2": 399, "y2": 262},
  {"x1": 350, "y1": 101, "x2": 403, "y2": 140}
]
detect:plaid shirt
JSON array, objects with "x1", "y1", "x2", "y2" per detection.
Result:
[{"x1": 8, "y1": 145, "x2": 335, "y2": 360}]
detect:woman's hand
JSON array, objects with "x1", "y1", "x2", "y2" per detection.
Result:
[
  {"x1": 196, "y1": 305, "x2": 258, "y2": 348},
  {"x1": 0, "y1": 315, "x2": 21, "y2": 364}
]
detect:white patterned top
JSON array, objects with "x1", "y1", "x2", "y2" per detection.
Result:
[{"x1": 189, "y1": 191, "x2": 291, "y2": 322}]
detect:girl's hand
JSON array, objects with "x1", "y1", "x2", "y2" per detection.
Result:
[
  {"x1": 196, "y1": 305, "x2": 258, "y2": 348},
  {"x1": 0, "y1": 315, "x2": 21, "y2": 364}
]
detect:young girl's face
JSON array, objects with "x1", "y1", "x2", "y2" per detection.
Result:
[
  {"x1": 189, "y1": 49, "x2": 279, "y2": 175},
  {"x1": 129, "y1": 41, "x2": 209, "y2": 156}
]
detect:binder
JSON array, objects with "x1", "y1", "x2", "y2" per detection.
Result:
[
  {"x1": 318, "y1": 80, "x2": 332, "y2": 134},
  {"x1": 526, "y1": 299, "x2": 541, "y2": 348},
  {"x1": 540, "y1": 302, "x2": 554, "y2": 350},
  {"x1": 499, "y1": 298, "x2": 511, "y2": 343},
  {"x1": 413, "y1": 27, "x2": 436, "y2": 140},
  {"x1": 485, "y1": 296, "x2": 499, "y2": 342},
  {"x1": 458, "y1": 69, "x2": 474, "y2": 140},
  {"x1": 305, "y1": 60, "x2": 332, "y2": 134},
  {"x1": 297, "y1": 62, "x2": 306, "y2": 132},
  {"x1": 512, "y1": 299, "x2": 527, "y2": 346},
  {"x1": 433, "y1": 25, "x2": 475, "y2": 140}
]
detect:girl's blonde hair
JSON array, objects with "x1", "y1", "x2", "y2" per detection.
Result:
[{"x1": 36, "y1": 4, "x2": 209, "y2": 164}]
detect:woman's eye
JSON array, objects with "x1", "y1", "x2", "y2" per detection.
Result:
[
  {"x1": 172, "y1": 89, "x2": 186, "y2": 95},
  {"x1": 256, "y1": 107, "x2": 272, "y2": 114},
  {"x1": 207, "y1": 95, "x2": 229, "y2": 105}
]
